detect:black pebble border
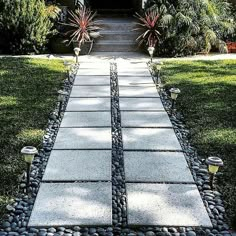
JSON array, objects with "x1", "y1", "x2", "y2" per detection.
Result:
[{"x1": 0, "y1": 61, "x2": 233, "y2": 236}]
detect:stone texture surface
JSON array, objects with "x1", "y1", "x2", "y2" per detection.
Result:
[
  {"x1": 119, "y1": 98, "x2": 165, "y2": 111},
  {"x1": 126, "y1": 183, "x2": 212, "y2": 227},
  {"x1": 70, "y1": 86, "x2": 110, "y2": 97},
  {"x1": 119, "y1": 86, "x2": 159, "y2": 97},
  {"x1": 61, "y1": 112, "x2": 111, "y2": 127},
  {"x1": 53, "y1": 128, "x2": 111, "y2": 149},
  {"x1": 124, "y1": 152, "x2": 194, "y2": 183},
  {"x1": 43, "y1": 150, "x2": 111, "y2": 181},
  {"x1": 74, "y1": 75, "x2": 110, "y2": 85},
  {"x1": 28, "y1": 182, "x2": 112, "y2": 226},
  {"x1": 66, "y1": 98, "x2": 110, "y2": 111},
  {"x1": 77, "y1": 68, "x2": 110, "y2": 75},
  {"x1": 118, "y1": 76, "x2": 153, "y2": 86},
  {"x1": 122, "y1": 128, "x2": 182, "y2": 150},
  {"x1": 121, "y1": 111, "x2": 172, "y2": 127},
  {"x1": 117, "y1": 68, "x2": 150, "y2": 76}
]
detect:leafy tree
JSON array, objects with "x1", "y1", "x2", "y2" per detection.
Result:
[
  {"x1": 144, "y1": 0, "x2": 235, "y2": 56},
  {"x1": 0, "y1": 0, "x2": 55, "y2": 54}
]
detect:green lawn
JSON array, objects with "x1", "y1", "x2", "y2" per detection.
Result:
[
  {"x1": 159, "y1": 60, "x2": 236, "y2": 228},
  {"x1": 0, "y1": 58, "x2": 66, "y2": 220}
]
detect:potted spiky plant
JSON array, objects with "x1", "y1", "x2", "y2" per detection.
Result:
[
  {"x1": 134, "y1": 9, "x2": 162, "y2": 56},
  {"x1": 64, "y1": 5, "x2": 101, "y2": 55}
]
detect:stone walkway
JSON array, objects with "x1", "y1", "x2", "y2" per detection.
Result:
[{"x1": 28, "y1": 59, "x2": 212, "y2": 228}]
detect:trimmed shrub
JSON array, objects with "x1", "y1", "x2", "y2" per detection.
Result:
[{"x1": 0, "y1": 0, "x2": 55, "y2": 54}]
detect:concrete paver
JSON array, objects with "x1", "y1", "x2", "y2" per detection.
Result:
[
  {"x1": 118, "y1": 76, "x2": 153, "y2": 86},
  {"x1": 53, "y1": 128, "x2": 111, "y2": 149},
  {"x1": 121, "y1": 111, "x2": 172, "y2": 127},
  {"x1": 126, "y1": 183, "x2": 212, "y2": 227},
  {"x1": 119, "y1": 98, "x2": 165, "y2": 111},
  {"x1": 124, "y1": 151, "x2": 194, "y2": 183},
  {"x1": 66, "y1": 98, "x2": 111, "y2": 111},
  {"x1": 74, "y1": 75, "x2": 110, "y2": 85},
  {"x1": 70, "y1": 85, "x2": 110, "y2": 97},
  {"x1": 43, "y1": 150, "x2": 111, "y2": 181},
  {"x1": 77, "y1": 68, "x2": 110, "y2": 76},
  {"x1": 122, "y1": 128, "x2": 182, "y2": 150},
  {"x1": 28, "y1": 182, "x2": 112, "y2": 226},
  {"x1": 119, "y1": 86, "x2": 159, "y2": 97},
  {"x1": 61, "y1": 112, "x2": 111, "y2": 127}
]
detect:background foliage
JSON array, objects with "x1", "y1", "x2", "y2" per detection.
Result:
[
  {"x1": 144, "y1": 0, "x2": 236, "y2": 56},
  {"x1": 0, "y1": 0, "x2": 55, "y2": 54}
]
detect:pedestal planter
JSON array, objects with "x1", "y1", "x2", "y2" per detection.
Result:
[{"x1": 227, "y1": 42, "x2": 236, "y2": 53}]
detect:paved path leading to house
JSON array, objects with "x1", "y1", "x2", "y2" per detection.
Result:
[{"x1": 28, "y1": 58, "x2": 212, "y2": 227}]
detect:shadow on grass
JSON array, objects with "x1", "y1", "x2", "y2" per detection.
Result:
[
  {"x1": 0, "y1": 57, "x2": 66, "y2": 219},
  {"x1": 161, "y1": 60, "x2": 236, "y2": 227}
]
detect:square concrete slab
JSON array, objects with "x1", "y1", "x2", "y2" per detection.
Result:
[
  {"x1": 119, "y1": 86, "x2": 159, "y2": 97},
  {"x1": 126, "y1": 183, "x2": 212, "y2": 227},
  {"x1": 118, "y1": 76, "x2": 153, "y2": 86},
  {"x1": 124, "y1": 152, "x2": 194, "y2": 183},
  {"x1": 120, "y1": 98, "x2": 165, "y2": 111},
  {"x1": 70, "y1": 86, "x2": 110, "y2": 97},
  {"x1": 66, "y1": 98, "x2": 111, "y2": 111},
  {"x1": 121, "y1": 111, "x2": 172, "y2": 127},
  {"x1": 117, "y1": 68, "x2": 150, "y2": 76},
  {"x1": 43, "y1": 150, "x2": 111, "y2": 181},
  {"x1": 28, "y1": 182, "x2": 112, "y2": 227},
  {"x1": 122, "y1": 128, "x2": 182, "y2": 150},
  {"x1": 79, "y1": 63, "x2": 110, "y2": 70},
  {"x1": 53, "y1": 128, "x2": 111, "y2": 149},
  {"x1": 77, "y1": 68, "x2": 110, "y2": 76},
  {"x1": 74, "y1": 75, "x2": 110, "y2": 85},
  {"x1": 61, "y1": 112, "x2": 111, "y2": 127}
]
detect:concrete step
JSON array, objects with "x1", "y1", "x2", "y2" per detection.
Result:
[
  {"x1": 100, "y1": 31, "x2": 139, "y2": 40},
  {"x1": 99, "y1": 22, "x2": 136, "y2": 31},
  {"x1": 93, "y1": 40, "x2": 137, "y2": 52}
]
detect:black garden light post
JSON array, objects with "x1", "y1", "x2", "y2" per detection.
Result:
[
  {"x1": 206, "y1": 156, "x2": 224, "y2": 189},
  {"x1": 64, "y1": 61, "x2": 72, "y2": 80},
  {"x1": 58, "y1": 90, "x2": 68, "y2": 117},
  {"x1": 169, "y1": 88, "x2": 181, "y2": 115},
  {"x1": 155, "y1": 61, "x2": 163, "y2": 84},
  {"x1": 21, "y1": 146, "x2": 38, "y2": 194}
]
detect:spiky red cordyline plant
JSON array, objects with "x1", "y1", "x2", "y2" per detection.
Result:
[
  {"x1": 65, "y1": 6, "x2": 100, "y2": 47},
  {"x1": 135, "y1": 9, "x2": 162, "y2": 48}
]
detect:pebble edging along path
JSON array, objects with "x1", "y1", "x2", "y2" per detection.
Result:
[{"x1": 0, "y1": 59, "x2": 232, "y2": 236}]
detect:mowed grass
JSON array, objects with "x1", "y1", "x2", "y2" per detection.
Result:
[
  {"x1": 159, "y1": 60, "x2": 236, "y2": 228},
  {"x1": 0, "y1": 58, "x2": 66, "y2": 220}
]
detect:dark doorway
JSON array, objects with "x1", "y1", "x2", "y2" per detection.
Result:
[{"x1": 89, "y1": 0, "x2": 133, "y2": 10}]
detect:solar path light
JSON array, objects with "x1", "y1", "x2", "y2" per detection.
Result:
[
  {"x1": 74, "y1": 47, "x2": 80, "y2": 64},
  {"x1": 21, "y1": 146, "x2": 38, "y2": 194},
  {"x1": 64, "y1": 61, "x2": 72, "y2": 83},
  {"x1": 206, "y1": 156, "x2": 223, "y2": 189},
  {"x1": 148, "y1": 46, "x2": 155, "y2": 63},
  {"x1": 58, "y1": 90, "x2": 68, "y2": 117},
  {"x1": 169, "y1": 87, "x2": 181, "y2": 115},
  {"x1": 155, "y1": 61, "x2": 163, "y2": 84}
]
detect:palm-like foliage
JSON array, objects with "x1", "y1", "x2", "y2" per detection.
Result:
[
  {"x1": 144, "y1": 0, "x2": 235, "y2": 56},
  {"x1": 65, "y1": 6, "x2": 100, "y2": 47},
  {"x1": 135, "y1": 10, "x2": 162, "y2": 47}
]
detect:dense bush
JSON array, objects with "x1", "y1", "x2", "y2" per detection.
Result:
[
  {"x1": 0, "y1": 0, "x2": 55, "y2": 54},
  {"x1": 143, "y1": 0, "x2": 236, "y2": 56}
]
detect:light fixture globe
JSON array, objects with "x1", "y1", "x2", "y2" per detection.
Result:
[
  {"x1": 206, "y1": 156, "x2": 223, "y2": 174},
  {"x1": 21, "y1": 146, "x2": 38, "y2": 164},
  {"x1": 58, "y1": 90, "x2": 68, "y2": 102},
  {"x1": 147, "y1": 46, "x2": 155, "y2": 57},
  {"x1": 74, "y1": 47, "x2": 81, "y2": 56},
  {"x1": 170, "y1": 88, "x2": 181, "y2": 100}
]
